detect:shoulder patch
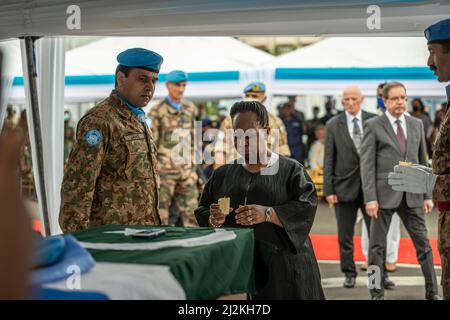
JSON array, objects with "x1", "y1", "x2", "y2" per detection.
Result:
[{"x1": 84, "y1": 129, "x2": 103, "y2": 146}]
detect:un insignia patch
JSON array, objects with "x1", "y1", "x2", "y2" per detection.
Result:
[{"x1": 84, "y1": 129, "x2": 102, "y2": 146}]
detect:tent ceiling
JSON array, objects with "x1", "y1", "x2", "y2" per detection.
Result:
[{"x1": 0, "y1": 1, "x2": 448, "y2": 40}]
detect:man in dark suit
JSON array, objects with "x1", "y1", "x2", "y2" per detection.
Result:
[
  {"x1": 324, "y1": 86, "x2": 376, "y2": 288},
  {"x1": 361, "y1": 81, "x2": 440, "y2": 300}
]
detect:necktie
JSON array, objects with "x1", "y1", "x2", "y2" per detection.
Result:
[
  {"x1": 395, "y1": 119, "x2": 407, "y2": 156},
  {"x1": 352, "y1": 117, "x2": 362, "y2": 154}
]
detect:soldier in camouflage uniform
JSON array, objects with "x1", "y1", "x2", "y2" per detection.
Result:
[
  {"x1": 388, "y1": 19, "x2": 450, "y2": 299},
  {"x1": 148, "y1": 70, "x2": 199, "y2": 227},
  {"x1": 425, "y1": 20, "x2": 450, "y2": 300},
  {"x1": 214, "y1": 82, "x2": 291, "y2": 169},
  {"x1": 59, "y1": 48, "x2": 163, "y2": 233}
]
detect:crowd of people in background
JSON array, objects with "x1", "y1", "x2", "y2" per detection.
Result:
[
  {"x1": 2, "y1": 78, "x2": 448, "y2": 297},
  {"x1": 4, "y1": 90, "x2": 448, "y2": 205}
]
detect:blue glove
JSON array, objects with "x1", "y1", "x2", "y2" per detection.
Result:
[{"x1": 32, "y1": 235, "x2": 66, "y2": 269}]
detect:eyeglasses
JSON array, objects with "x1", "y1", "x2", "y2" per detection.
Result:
[{"x1": 387, "y1": 96, "x2": 408, "y2": 102}]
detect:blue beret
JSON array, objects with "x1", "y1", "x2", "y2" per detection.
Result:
[
  {"x1": 166, "y1": 70, "x2": 188, "y2": 83},
  {"x1": 243, "y1": 82, "x2": 266, "y2": 93},
  {"x1": 117, "y1": 48, "x2": 163, "y2": 73},
  {"x1": 201, "y1": 117, "x2": 213, "y2": 127},
  {"x1": 424, "y1": 19, "x2": 450, "y2": 44}
]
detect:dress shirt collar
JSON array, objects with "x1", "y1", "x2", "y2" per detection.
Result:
[
  {"x1": 345, "y1": 110, "x2": 362, "y2": 123},
  {"x1": 386, "y1": 110, "x2": 406, "y2": 126}
]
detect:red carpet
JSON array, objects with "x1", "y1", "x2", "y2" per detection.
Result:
[{"x1": 310, "y1": 234, "x2": 441, "y2": 266}]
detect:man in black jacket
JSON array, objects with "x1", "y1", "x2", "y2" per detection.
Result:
[{"x1": 324, "y1": 86, "x2": 376, "y2": 288}]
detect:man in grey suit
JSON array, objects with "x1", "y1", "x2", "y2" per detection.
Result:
[
  {"x1": 361, "y1": 81, "x2": 440, "y2": 300},
  {"x1": 324, "y1": 86, "x2": 376, "y2": 288}
]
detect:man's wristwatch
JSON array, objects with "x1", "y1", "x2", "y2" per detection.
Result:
[{"x1": 265, "y1": 207, "x2": 273, "y2": 222}]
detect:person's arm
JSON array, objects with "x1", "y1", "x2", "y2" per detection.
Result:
[
  {"x1": 274, "y1": 115, "x2": 291, "y2": 157},
  {"x1": 59, "y1": 116, "x2": 108, "y2": 233},
  {"x1": 433, "y1": 174, "x2": 450, "y2": 201},
  {"x1": 148, "y1": 106, "x2": 161, "y2": 147},
  {"x1": 270, "y1": 163, "x2": 317, "y2": 254},
  {"x1": 0, "y1": 128, "x2": 31, "y2": 299},
  {"x1": 361, "y1": 120, "x2": 377, "y2": 203},
  {"x1": 194, "y1": 171, "x2": 216, "y2": 226},
  {"x1": 361, "y1": 120, "x2": 379, "y2": 218},
  {"x1": 433, "y1": 118, "x2": 450, "y2": 201},
  {"x1": 234, "y1": 163, "x2": 317, "y2": 251},
  {"x1": 323, "y1": 122, "x2": 338, "y2": 204},
  {"x1": 418, "y1": 121, "x2": 432, "y2": 200}
]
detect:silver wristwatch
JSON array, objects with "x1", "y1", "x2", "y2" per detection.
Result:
[{"x1": 265, "y1": 207, "x2": 273, "y2": 222}]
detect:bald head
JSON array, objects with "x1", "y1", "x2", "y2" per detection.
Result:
[
  {"x1": 343, "y1": 86, "x2": 362, "y2": 97},
  {"x1": 342, "y1": 86, "x2": 364, "y2": 115}
]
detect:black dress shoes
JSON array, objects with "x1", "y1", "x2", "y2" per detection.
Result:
[
  {"x1": 383, "y1": 277, "x2": 396, "y2": 290},
  {"x1": 344, "y1": 276, "x2": 356, "y2": 288},
  {"x1": 426, "y1": 293, "x2": 443, "y2": 300}
]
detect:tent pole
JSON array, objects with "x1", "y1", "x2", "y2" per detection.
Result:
[{"x1": 24, "y1": 36, "x2": 51, "y2": 236}]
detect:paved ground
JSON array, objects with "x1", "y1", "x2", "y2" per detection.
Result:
[{"x1": 313, "y1": 201, "x2": 442, "y2": 300}]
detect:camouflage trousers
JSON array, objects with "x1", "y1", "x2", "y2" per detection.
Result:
[
  {"x1": 159, "y1": 171, "x2": 199, "y2": 227},
  {"x1": 438, "y1": 210, "x2": 450, "y2": 300}
]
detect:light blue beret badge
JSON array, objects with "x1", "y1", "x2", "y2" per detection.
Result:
[{"x1": 84, "y1": 129, "x2": 102, "y2": 146}]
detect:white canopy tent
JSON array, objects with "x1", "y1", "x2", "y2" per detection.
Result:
[
  {"x1": 9, "y1": 36, "x2": 275, "y2": 103},
  {"x1": 0, "y1": 0, "x2": 449, "y2": 235},
  {"x1": 266, "y1": 37, "x2": 449, "y2": 97}
]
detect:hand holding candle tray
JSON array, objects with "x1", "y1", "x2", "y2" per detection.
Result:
[{"x1": 209, "y1": 197, "x2": 233, "y2": 227}]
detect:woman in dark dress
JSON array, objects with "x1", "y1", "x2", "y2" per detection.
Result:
[{"x1": 194, "y1": 100, "x2": 325, "y2": 300}]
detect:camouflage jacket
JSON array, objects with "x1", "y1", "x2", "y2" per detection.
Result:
[
  {"x1": 148, "y1": 99, "x2": 197, "y2": 178},
  {"x1": 432, "y1": 96, "x2": 450, "y2": 202},
  {"x1": 60, "y1": 91, "x2": 160, "y2": 232}
]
